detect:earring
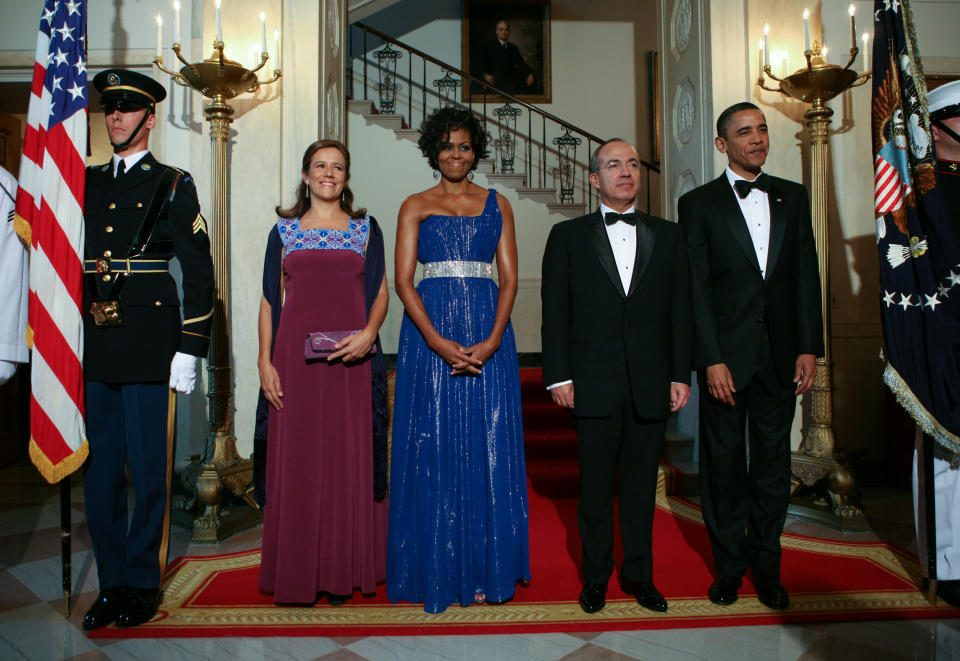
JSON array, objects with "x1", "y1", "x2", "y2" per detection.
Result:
[
  {"x1": 304, "y1": 187, "x2": 309, "y2": 199},
  {"x1": 433, "y1": 170, "x2": 440, "y2": 180},
  {"x1": 467, "y1": 172, "x2": 475, "y2": 182}
]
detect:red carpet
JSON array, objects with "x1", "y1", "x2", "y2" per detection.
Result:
[{"x1": 90, "y1": 368, "x2": 957, "y2": 637}]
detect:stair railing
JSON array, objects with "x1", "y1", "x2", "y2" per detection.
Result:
[{"x1": 348, "y1": 22, "x2": 659, "y2": 213}]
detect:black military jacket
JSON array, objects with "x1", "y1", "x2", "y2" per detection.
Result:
[
  {"x1": 83, "y1": 152, "x2": 214, "y2": 383},
  {"x1": 937, "y1": 159, "x2": 960, "y2": 236}
]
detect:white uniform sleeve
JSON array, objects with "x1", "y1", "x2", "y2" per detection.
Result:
[{"x1": 0, "y1": 166, "x2": 29, "y2": 365}]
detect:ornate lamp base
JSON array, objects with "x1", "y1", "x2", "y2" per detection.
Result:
[
  {"x1": 172, "y1": 432, "x2": 262, "y2": 543},
  {"x1": 789, "y1": 453, "x2": 867, "y2": 531}
]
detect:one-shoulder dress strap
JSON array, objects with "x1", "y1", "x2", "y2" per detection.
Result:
[{"x1": 484, "y1": 188, "x2": 500, "y2": 214}]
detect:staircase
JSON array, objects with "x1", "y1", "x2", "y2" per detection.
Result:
[{"x1": 347, "y1": 99, "x2": 587, "y2": 219}]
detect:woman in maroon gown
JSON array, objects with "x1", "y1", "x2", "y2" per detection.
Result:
[{"x1": 257, "y1": 140, "x2": 389, "y2": 605}]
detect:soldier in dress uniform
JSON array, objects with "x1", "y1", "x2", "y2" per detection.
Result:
[
  {"x1": 81, "y1": 69, "x2": 214, "y2": 630},
  {"x1": 930, "y1": 80, "x2": 960, "y2": 231},
  {"x1": 917, "y1": 79, "x2": 960, "y2": 608}
]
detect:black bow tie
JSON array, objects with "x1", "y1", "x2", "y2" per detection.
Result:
[
  {"x1": 604, "y1": 212, "x2": 637, "y2": 226},
  {"x1": 734, "y1": 174, "x2": 769, "y2": 199}
]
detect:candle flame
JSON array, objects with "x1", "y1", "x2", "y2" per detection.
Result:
[
  {"x1": 803, "y1": 8, "x2": 809, "y2": 20},
  {"x1": 849, "y1": 4, "x2": 855, "y2": 16},
  {"x1": 156, "y1": 14, "x2": 162, "y2": 26},
  {"x1": 862, "y1": 31, "x2": 870, "y2": 43},
  {"x1": 260, "y1": 11, "x2": 265, "y2": 21},
  {"x1": 758, "y1": 40, "x2": 764, "y2": 50},
  {"x1": 274, "y1": 30, "x2": 280, "y2": 40},
  {"x1": 173, "y1": 0, "x2": 180, "y2": 9},
  {"x1": 763, "y1": 23, "x2": 769, "y2": 35},
  {"x1": 781, "y1": 50, "x2": 788, "y2": 62},
  {"x1": 215, "y1": 0, "x2": 221, "y2": 8}
]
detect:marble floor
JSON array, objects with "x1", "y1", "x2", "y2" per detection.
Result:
[{"x1": 2, "y1": 458, "x2": 959, "y2": 661}]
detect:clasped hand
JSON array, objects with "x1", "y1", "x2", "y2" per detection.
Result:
[{"x1": 431, "y1": 336, "x2": 497, "y2": 376}]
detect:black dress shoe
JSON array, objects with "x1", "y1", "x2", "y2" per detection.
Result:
[
  {"x1": 81, "y1": 587, "x2": 128, "y2": 631},
  {"x1": 578, "y1": 584, "x2": 606, "y2": 613},
  {"x1": 755, "y1": 579, "x2": 790, "y2": 610},
  {"x1": 938, "y1": 580, "x2": 960, "y2": 608},
  {"x1": 708, "y1": 577, "x2": 740, "y2": 606},
  {"x1": 622, "y1": 580, "x2": 668, "y2": 613},
  {"x1": 115, "y1": 587, "x2": 163, "y2": 627}
]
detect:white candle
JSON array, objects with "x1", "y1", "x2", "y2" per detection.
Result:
[
  {"x1": 763, "y1": 23, "x2": 770, "y2": 68},
  {"x1": 803, "y1": 8, "x2": 811, "y2": 51},
  {"x1": 758, "y1": 40, "x2": 764, "y2": 78},
  {"x1": 849, "y1": 4, "x2": 856, "y2": 51},
  {"x1": 274, "y1": 29, "x2": 280, "y2": 69},
  {"x1": 156, "y1": 15, "x2": 162, "y2": 58},
  {"x1": 173, "y1": 1, "x2": 181, "y2": 44},
  {"x1": 862, "y1": 31, "x2": 870, "y2": 73},
  {"x1": 781, "y1": 50, "x2": 788, "y2": 78},
  {"x1": 260, "y1": 12, "x2": 267, "y2": 54},
  {"x1": 215, "y1": 0, "x2": 223, "y2": 42}
]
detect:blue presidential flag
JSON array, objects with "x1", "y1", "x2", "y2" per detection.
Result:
[{"x1": 872, "y1": 0, "x2": 960, "y2": 453}]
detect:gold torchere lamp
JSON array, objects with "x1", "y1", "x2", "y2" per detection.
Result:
[
  {"x1": 154, "y1": 24, "x2": 280, "y2": 541},
  {"x1": 757, "y1": 15, "x2": 870, "y2": 529}
]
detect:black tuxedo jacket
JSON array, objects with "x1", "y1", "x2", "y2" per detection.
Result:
[
  {"x1": 541, "y1": 211, "x2": 692, "y2": 420},
  {"x1": 83, "y1": 153, "x2": 214, "y2": 383},
  {"x1": 677, "y1": 174, "x2": 824, "y2": 390}
]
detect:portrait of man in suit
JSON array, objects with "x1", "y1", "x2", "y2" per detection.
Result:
[
  {"x1": 464, "y1": 0, "x2": 549, "y2": 102},
  {"x1": 678, "y1": 102, "x2": 824, "y2": 612},
  {"x1": 541, "y1": 138, "x2": 692, "y2": 614},
  {"x1": 480, "y1": 20, "x2": 535, "y2": 94}
]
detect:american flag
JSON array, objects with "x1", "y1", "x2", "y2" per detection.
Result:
[
  {"x1": 871, "y1": 0, "x2": 960, "y2": 450},
  {"x1": 13, "y1": 0, "x2": 89, "y2": 483}
]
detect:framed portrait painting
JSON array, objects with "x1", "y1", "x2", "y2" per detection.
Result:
[{"x1": 462, "y1": 0, "x2": 551, "y2": 103}]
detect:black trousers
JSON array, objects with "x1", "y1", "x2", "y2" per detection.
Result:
[
  {"x1": 575, "y1": 387, "x2": 665, "y2": 586},
  {"x1": 698, "y1": 333, "x2": 796, "y2": 582},
  {"x1": 84, "y1": 381, "x2": 171, "y2": 590}
]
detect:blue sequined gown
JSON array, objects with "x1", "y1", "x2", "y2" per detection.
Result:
[{"x1": 387, "y1": 189, "x2": 530, "y2": 613}]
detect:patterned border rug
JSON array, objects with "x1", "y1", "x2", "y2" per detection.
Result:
[{"x1": 90, "y1": 481, "x2": 956, "y2": 638}]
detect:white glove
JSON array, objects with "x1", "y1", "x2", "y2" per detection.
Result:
[
  {"x1": 0, "y1": 361, "x2": 16, "y2": 385},
  {"x1": 169, "y1": 352, "x2": 197, "y2": 394}
]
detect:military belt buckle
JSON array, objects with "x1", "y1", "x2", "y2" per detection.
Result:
[
  {"x1": 95, "y1": 258, "x2": 111, "y2": 274},
  {"x1": 90, "y1": 299, "x2": 124, "y2": 327}
]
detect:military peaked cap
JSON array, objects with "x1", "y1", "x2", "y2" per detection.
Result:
[
  {"x1": 928, "y1": 79, "x2": 960, "y2": 120},
  {"x1": 93, "y1": 69, "x2": 167, "y2": 112}
]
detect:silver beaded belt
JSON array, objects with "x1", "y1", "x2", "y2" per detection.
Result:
[{"x1": 422, "y1": 260, "x2": 494, "y2": 280}]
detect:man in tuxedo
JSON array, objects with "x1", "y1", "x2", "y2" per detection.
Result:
[
  {"x1": 678, "y1": 102, "x2": 823, "y2": 610},
  {"x1": 479, "y1": 20, "x2": 535, "y2": 94},
  {"x1": 542, "y1": 138, "x2": 692, "y2": 614}
]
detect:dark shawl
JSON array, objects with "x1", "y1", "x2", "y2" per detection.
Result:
[{"x1": 253, "y1": 217, "x2": 388, "y2": 506}]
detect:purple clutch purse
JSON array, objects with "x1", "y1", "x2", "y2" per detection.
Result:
[{"x1": 304, "y1": 330, "x2": 377, "y2": 360}]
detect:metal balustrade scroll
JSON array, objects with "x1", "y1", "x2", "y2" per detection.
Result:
[{"x1": 372, "y1": 42, "x2": 401, "y2": 114}]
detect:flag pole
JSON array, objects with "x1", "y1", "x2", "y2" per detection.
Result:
[
  {"x1": 916, "y1": 425, "x2": 938, "y2": 603},
  {"x1": 60, "y1": 478, "x2": 72, "y2": 616}
]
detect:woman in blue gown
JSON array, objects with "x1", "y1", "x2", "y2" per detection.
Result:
[{"x1": 388, "y1": 108, "x2": 530, "y2": 613}]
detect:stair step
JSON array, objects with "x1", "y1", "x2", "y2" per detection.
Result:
[
  {"x1": 476, "y1": 159, "x2": 496, "y2": 175},
  {"x1": 363, "y1": 113, "x2": 405, "y2": 131},
  {"x1": 486, "y1": 173, "x2": 527, "y2": 188},
  {"x1": 546, "y1": 202, "x2": 587, "y2": 219},
  {"x1": 663, "y1": 429, "x2": 695, "y2": 463},
  {"x1": 347, "y1": 99, "x2": 374, "y2": 115},
  {"x1": 394, "y1": 128, "x2": 420, "y2": 143},
  {"x1": 666, "y1": 460, "x2": 700, "y2": 497},
  {"x1": 517, "y1": 188, "x2": 556, "y2": 204}
]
